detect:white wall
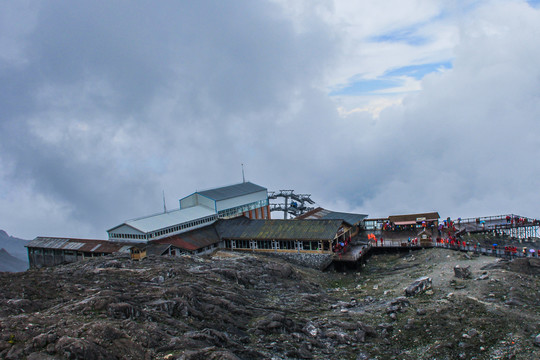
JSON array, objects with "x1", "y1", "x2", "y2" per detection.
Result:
[
  {"x1": 180, "y1": 194, "x2": 197, "y2": 209},
  {"x1": 216, "y1": 190, "x2": 267, "y2": 212},
  {"x1": 108, "y1": 224, "x2": 145, "y2": 236},
  {"x1": 196, "y1": 194, "x2": 216, "y2": 210}
]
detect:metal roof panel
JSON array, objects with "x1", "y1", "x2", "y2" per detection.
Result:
[
  {"x1": 216, "y1": 218, "x2": 344, "y2": 241},
  {"x1": 26, "y1": 237, "x2": 70, "y2": 249},
  {"x1": 120, "y1": 205, "x2": 216, "y2": 233},
  {"x1": 296, "y1": 208, "x2": 368, "y2": 226},
  {"x1": 27, "y1": 237, "x2": 138, "y2": 254},
  {"x1": 154, "y1": 224, "x2": 221, "y2": 251},
  {"x1": 62, "y1": 242, "x2": 85, "y2": 250},
  {"x1": 90, "y1": 244, "x2": 102, "y2": 252},
  {"x1": 198, "y1": 182, "x2": 267, "y2": 201}
]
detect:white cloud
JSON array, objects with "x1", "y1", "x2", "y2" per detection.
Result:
[{"x1": 1, "y1": 0, "x2": 540, "y2": 240}]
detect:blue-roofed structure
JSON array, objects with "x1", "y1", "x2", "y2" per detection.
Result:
[
  {"x1": 107, "y1": 181, "x2": 270, "y2": 243},
  {"x1": 197, "y1": 182, "x2": 267, "y2": 201},
  {"x1": 180, "y1": 181, "x2": 269, "y2": 219}
]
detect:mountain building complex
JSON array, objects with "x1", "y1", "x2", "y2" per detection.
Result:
[
  {"x1": 106, "y1": 182, "x2": 270, "y2": 243},
  {"x1": 25, "y1": 180, "x2": 540, "y2": 270}
]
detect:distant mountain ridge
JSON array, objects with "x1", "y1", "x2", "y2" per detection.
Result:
[
  {"x1": 0, "y1": 230, "x2": 30, "y2": 271},
  {"x1": 0, "y1": 248, "x2": 28, "y2": 272}
]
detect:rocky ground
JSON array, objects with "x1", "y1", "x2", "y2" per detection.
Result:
[{"x1": 0, "y1": 248, "x2": 539, "y2": 360}]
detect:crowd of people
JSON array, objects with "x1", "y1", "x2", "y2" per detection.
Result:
[
  {"x1": 434, "y1": 238, "x2": 539, "y2": 258},
  {"x1": 367, "y1": 233, "x2": 423, "y2": 247},
  {"x1": 505, "y1": 215, "x2": 539, "y2": 226},
  {"x1": 362, "y1": 215, "x2": 540, "y2": 257},
  {"x1": 333, "y1": 235, "x2": 351, "y2": 254}
]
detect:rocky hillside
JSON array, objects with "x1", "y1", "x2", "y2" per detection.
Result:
[{"x1": 0, "y1": 249, "x2": 539, "y2": 359}]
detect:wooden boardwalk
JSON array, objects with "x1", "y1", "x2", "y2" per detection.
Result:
[
  {"x1": 334, "y1": 240, "x2": 538, "y2": 263},
  {"x1": 334, "y1": 242, "x2": 425, "y2": 263},
  {"x1": 334, "y1": 244, "x2": 369, "y2": 262},
  {"x1": 455, "y1": 214, "x2": 539, "y2": 238}
]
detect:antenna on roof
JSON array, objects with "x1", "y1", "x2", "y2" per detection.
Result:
[
  {"x1": 162, "y1": 190, "x2": 167, "y2": 213},
  {"x1": 241, "y1": 163, "x2": 246, "y2": 183}
]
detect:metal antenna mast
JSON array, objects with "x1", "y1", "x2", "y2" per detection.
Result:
[
  {"x1": 241, "y1": 163, "x2": 245, "y2": 183},
  {"x1": 162, "y1": 190, "x2": 167, "y2": 213}
]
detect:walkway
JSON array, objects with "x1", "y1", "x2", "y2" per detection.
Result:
[
  {"x1": 433, "y1": 242, "x2": 538, "y2": 259},
  {"x1": 334, "y1": 241, "x2": 426, "y2": 263},
  {"x1": 455, "y1": 214, "x2": 539, "y2": 238},
  {"x1": 335, "y1": 239, "x2": 539, "y2": 263}
]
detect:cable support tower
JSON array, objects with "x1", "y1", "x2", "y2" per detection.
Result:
[{"x1": 268, "y1": 190, "x2": 315, "y2": 219}]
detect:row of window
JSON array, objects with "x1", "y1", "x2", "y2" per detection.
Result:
[
  {"x1": 225, "y1": 239, "x2": 326, "y2": 251},
  {"x1": 218, "y1": 199, "x2": 269, "y2": 218},
  {"x1": 110, "y1": 233, "x2": 146, "y2": 240},
  {"x1": 148, "y1": 215, "x2": 218, "y2": 239},
  {"x1": 28, "y1": 248, "x2": 63, "y2": 255},
  {"x1": 108, "y1": 215, "x2": 219, "y2": 240},
  {"x1": 28, "y1": 248, "x2": 92, "y2": 256},
  {"x1": 109, "y1": 198, "x2": 270, "y2": 241}
]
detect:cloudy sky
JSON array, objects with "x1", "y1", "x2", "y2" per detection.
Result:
[{"x1": 1, "y1": 0, "x2": 540, "y2": 239}]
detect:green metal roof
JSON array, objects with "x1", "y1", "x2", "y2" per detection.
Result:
[{"x1": 216, "y1": 217, "x2": 344, "y2": 241}]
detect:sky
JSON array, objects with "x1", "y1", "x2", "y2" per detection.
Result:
[{"x1": 1, "y1": 0, "x2": 540, "y2": 239}]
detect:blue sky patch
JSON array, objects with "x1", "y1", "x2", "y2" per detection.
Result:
[
  {"x1": 369, "y1": 27, "x2": 429, "y2": 46},
  {"x1": 385, "y1": 61, "x2": 452, "y2": 80},
  {"x1": 330, "y1": 60, "x2": 452, "y2": 96},
  {"x1": 329, "y1": 78, "x2": 403, "y2": 96}
]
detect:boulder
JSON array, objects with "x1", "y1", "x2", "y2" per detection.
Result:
[
  {"x1": 454, "y1": 265, "x2": 472, "y2": 279},
  {"x1": 325, "y1": 330, "x2": 353, "y2": 344},
  {"x1": 55, "y1": 336, "x2": 110, "y2": 360},
  {"x1": 303, "y1": 322, "x2": 319, "y2": 337},
  {"x1": 27, "y1": 353, "x2": 58, "y2": 360},
  {"x1": 416, "y1": 308, "x2": 427, "y2": 316},
  {"x1": 404, "y1": 277, "x2": 432, "y2": 297},
  {"x1": 85, "y1": 323, "x2": 126, "y2": 345},
  {"x1": 355, "y1": 329, "x2": 366, "y2": 343},
  {"x1": 106, "y1": 302, "x2": 142, "y2": 319},
  {"x1": 387, "y1": 297, "x2": 410, "y2": 313},
  {"x1": 357, "y1": 322, "x2": 377, "y2": 337},
  {"x1": 4, "y1": 345, "x2": 24, "y2": 360},
  {"x1": 286, "y1": 344, "x2": 313, "y2": 359},
  {"x1": 266, "y1": 263, "x2": 294, "y2": 279}
]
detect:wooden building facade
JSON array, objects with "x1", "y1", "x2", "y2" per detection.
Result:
[
  {"x1": 215, "y1": 217, "x2": 352, "y2": 255},
  {"x1": 26, "y1": 237, "x2": 134, "y2": 268}
]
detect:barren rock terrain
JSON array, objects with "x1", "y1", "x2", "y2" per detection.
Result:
[{"x1": 0, "y1": 248, "x2": 539, "y2": 359}]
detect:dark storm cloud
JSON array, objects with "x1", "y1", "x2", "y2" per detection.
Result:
[
  {"x1": 2, "y1": 1, "x2": 540, "y2": 240},
  {"x1": 0, "y1": 0, "x2": 339, "y2": 238}
]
